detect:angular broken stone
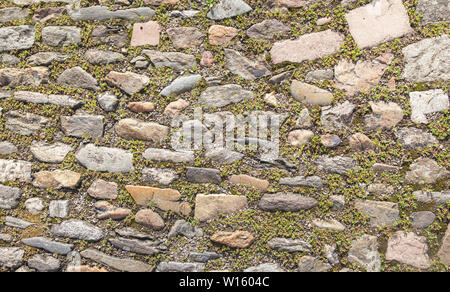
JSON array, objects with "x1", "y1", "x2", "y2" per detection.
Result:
[
  {"x1": 346, "y1": 0, "x2": 412, "y2": 49},
  {"x1": 0, "y1": 159, "x2": 32, "y2": 183},
  {"x1": 298, "y1": 256, "x2": 332, "y2": 272},
  {"x1": 33, "y1": 170, "x2": 81, "y2": 189},
  {"x1": 106, "y1": 71, "x2": 150, "y2": 95},
  {"x1": 30, "y1": 141, "x2": 73, "y2": 163},
  {"x1": 42, "y1": 26, "x2": 81, "y2": 47},
  {"x1": 5, "y1": 111, "x2": 49, "y2": 136},
  {"x1": 355, "y1": 199, "x2": 400, "y2": 227},
  {"x1": 395, "y1": 127, "x2": 438, "y2": 149},
  {"x1": 115, "y1": 119, "x2": 169, "y2": 142},
  {"x1": 0, "y1": 26, "x2": 35, "y2": 52},
  {"x1": 210, "y1": 231, "x2": 255, "y2": 248},
  {"x1": 130, "y1": 21, "x2": 160, "y2": 47},
  {"x1": 109, "y1": 237, "x2": 163, "y2": 255},
  {"x1": 5, "y1": 216, "x2": 36, "y2": 229},
  {"x1": 186, "y1": 167, "x2": 222, "y2": 184},
  {"x1": 365, "y1": 101, "x2": 403, "y2": 130},
  {"x1": 349, "y1": 133, "x2": 374, "y2": 151},
  {"x1": 142, "y1": 148, "x2": 194, "y2": 163},
  {"x1": 0, "y1": 67, "x2": 49, "y2": 88},
  {"x1": 75, "y1": 144, "x2": 134, "y2": 173},
  {"x1": 288, "y1": 129, "x2": 314, "y2": 146},
  {"x1": 207, "y1": 0, "x2": 252, "y2": 20},
  {"x1": 259, "y1": 192, "x2": 318, "y2": 211},
  {"x1": 198, "y1": 84, "x2": 253, "y2": 108},
  {"x1": 279, "y1": 176, "x2": 323, "y2": 188},
  {"x1": 115, "y1": 227, "x2": 154, "y2": 240},
  {"x1": 386, "y1": 231, "x2": 431, "y2": 269},
  {"x1": 0, "y1": 54, "x2": 19, "y2": 65},
  {"x1": 168, "y1": 220, "x2": 203, "y2": 238},
  {"x1": 167, "y1": 27, "x2": 204, "y2": 49},
  {"x1": 402, "y1": 35, "x2": 450, "y2": 82},
  {"x1": 405, "y1": 158, "x2": 449, "y2": 184},
  {"x1": 306, "y1": 69, "x2": 334, "y2": 83},
  {"x1": 313, "y1": 155, "x2": 358, "y2": 175},
  {"x1": 69, "y1": 6, "x2": 155, "y2": 22},
  {"x1": 160, "y1": 75, "x2": 202, "y2": 97},
  {"x1": 156, "y1": 262, "x2": 205, "y2": 272},
  {"x1": 57, "y1": 67, "x2": 100, "y2": 91},
  {"x1": 91, "y1": 25, "x2": 128, "y2": 48},
  {"x1": 321, "y1": 101, "x2": 355, "y2": 131},
  {"x1": 208, "y1": 25, "x2": 238, "y2": 46},
  {"x1": 271, "y1": 30, "x2": 344, "y2": 64},
  {"x1": 97, "y1": 92, "x2": 118, "y2": 112},
  {"x1": 21, "y1": 237, "x2": 73, "y2": 255},
  {"x1": 142, "y1": 168, "x2": 178, "y2": 185},
  {"x1": 413, "y1": 190, "x2": 450, "y2": 204},
  {"x1": 28, "y1": 254, "x2": 61, "y2": 272},
  {"x1": 87, "y1": 179, "x2": 118, "y2": 200},
  {"x1": 409, "y1": 89, "x2": 449, "y2": 124},
  {"x1": 51, "y1": 220, "x2": 104, "y2": 242},
  {"x1": 205, "y1": 148, "x2": 244, "y2": 164},
  {"x1": 0, "y1": 7, "x2": 30, "y2": 23},
  {"x1": 49, "y1": 200, "x2": 70, "y2": 218},
  {"x1": 194, "y1": 194, "x2": 248, "y2": 221},
  {"x1": 0, "y1": 184, "x2": 22, "y2": 209},
  {"x1": 348, "y1": 234, "x2": 380, "y2": 272},
  {"x1": 84, "y1": 49, "x2": 124, "y2": 65},
  {"x1": 14, "y1": 91, "x2": 83, "y2": 109},
  {"x1": 189, "y1": 252, "x2": 221, "y2": 263},
  {"x1": 229, "y1": 174, "x2": 269, "y2": 191},
  {"x1": 32, "y1": 6, "x2": 67, "y2": 23},
  {"x1": 224, "y1": 49, "x2": 270, "y2": 80},
  {"x1": 135, "y1": 209, "x2": 165, "y2": 230},
  {"x1": 144, "y1": 50, "x2": 197, "y2": 72},
  {"x1": 291, "y1": 80, "x2": 333, "y2": 106},
  {"x1": 267, "y1": 237, "x2": 311, "y2": 253},
  {"x1": 27, "y1": 52, "x2": 68, "y2": 66},
  {"x1": 0, "y1": 247, "x2": 24, "y2": 269},
  {"x1": 61, "y1": 113, "x2": 104, "y2": 138},
  {"x1": 95, "y1": 201, "x2": 132, "y2": 220},
  {"x1": 247, "y1": 19, "x2": 290, "y2": 40},
  {"x1": 80, "y1": 248, "x2": 153, "y2": 272},
  {"x1": 417, "y1": 0, "x2": 450, "y2": 25},
  {"x1": 164, "y1": 99, "x2": 190, "y2": 117}
]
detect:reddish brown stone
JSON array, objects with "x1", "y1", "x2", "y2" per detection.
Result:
[
  {"x1": 135, "y1": 209, "x2": 165, "y2": 230},
  {"x1": 211, "y1": 231, "x2": 255, "y2": 248}
]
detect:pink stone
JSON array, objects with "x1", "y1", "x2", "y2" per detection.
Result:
[
  {"x1": 200, "y1": 51, "x2": 214, "y2": 67},
  {"x1": 386, "y1": 231, "x2": 431, "y2": 269},
  {"x1": 270, "y1": 30, "x2": 344, "y2": 64},
  {"x1": 130, "y1": 21, "x2": 160, "y2": 47}
]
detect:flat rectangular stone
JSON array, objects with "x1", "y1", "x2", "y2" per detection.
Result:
[
  {"x1": 0, "y1": 26, "x2": 35, "y2": 52},
  {"x1": 0, "y1": 159, "x2": 32, "y2": 183}
]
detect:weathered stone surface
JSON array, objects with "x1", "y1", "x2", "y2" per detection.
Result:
[
  {"x1": 42, "y1": 26, "x2": 81, "y2": 47},
  {"x1": 205, "y1": 148, "x2": 244, "y2": 164},
  {"x1": 0, "y1": 54, "x2": 20, "y2": 66},
  {"x1": 409, "y1": 89, "x2": 449, "y2": 123},
  {"x1": 0, "y1": 26, "x2": 35, "y2": 52},
  {"x1": 130, "y1": 21, "x2": 160, "y2": 47},
  {"x1": 247, "y1": 19, "x2": 290, "y2": 40},
  {"x1": 312, "y1": 219, "x2": 345, "y2": 231},
  {"x1": 0, "y1": 67, "x2": 49, "y2": 88},
  {"x1": 288, "y1": 129, "x2": 314, "y2": 146},
  {"x1": 143, "y1": 148, "x2": 194, "y2": 163},
  {"x1": 268, "y1": 237, "x2": 311, "y2": 252},
  {"x1": 245, "y1": 263, "x2": 284, "y2": 272},
  {"x1": 142, "y1": 168, "x2": 178, "y2": 185},
  {"x1": 259, "y1": 192, "x2": 318, "y2": 211},
  {"x1": 144, "y1": 50, "x2": 197, "y2": 71},
  {"x1": 126, "y1": 185, "x2": 190, "y2": 214},
  {"x1": 305, "y1": 69, "x2": 334, "y2": 83},
  {"x1": 57, "y1": 67, "x2": 100, "y2": 91},
  {"x1": 0, "y1": 185, "x2": 22, "y2": 209},
  {"x1": 365, "y1": 101, "x2": 403, "y2": 130},
  {"x1": 5, "y1": 216, "x2": 36, "y2": 229},
  {"x1": 198, "y1": 84, "x2": 253, "y2": 108},
  {"x1": 32, "y1": 6, "x2": 67, "y2": 22},
  {"x1": 81, "y1": 248, "x2": 153, "y2": 272},
  {"x1": 0, "y1": 159, "x2": 32, "y2": 183},
  {"x1": 0, "y1": 234, "x2": 13, "y2": 242},
  {"x1": 395, "y1": 127, "x2": 438, "y2": 149},
  {"x1": 75, "y1": 144, "x2": 134, "y2": 173},
  {"x1": 160, "y1": 75, "x2": 202, "y2": 97},
  {"x1": 355, "y1": 199, "x2": 400, "y2": 227},
  {"x1": 168, "y1": 220, "x2": 203, "y2": 238},
  {"x1": 0, "y1": 8, "x2": 30, "y2": 23},
  {"x1": 208, "y1": 25, "x2": 238, "y2": 45},
  {"x1": 61, "y1": 114, "x2": 104, "y2": 138},
  {"x1": 28, "y1": 254, "x2": 61, "y2": 272},
  {"x1": 348, "y1": 235, "x2": 380, "y2": 272},
  {"x1": 224, "y1": 49, "x2": 270, "y2": 80},
  {"x1": 189, "y1": 252, "x2": 221, "y2": 263},
  {"x1": 106, "y1": 71, "x2": 150, "y2": 95},
  {"x1": 92, "y1": 25, "x2": 128, "y2": 48},
  {"x1": 115, "y1": 227, "x2": 154, "y2": 240},
  {"x1": 84, "y1": 49, "x2": 124, "y2": 65},
  {"x1": 207, "y1": 0, "x2": 252, "y2": 20},
  {"x1": 346, "y1": 0, "x2": 412, "y2": 49},
  {"x1": 135, "y1": 209, "x2": 165, "y2": 230},
  {"x1": 109, "y1": 237, "x2": 163, "y2": 255},
  {"x1": 30, "y1": 141, "x2": 73, "y2": 163},
  {"x1": 386, "y1": 231, "x2": 431, "y2": 269},
  {"x1": 51, "y1": 220, "x2": 104, "y2": 241},
  {"x1": 411, "y1": 211, "x2": 435, "y2": 229},
  {"x1": 5, "y1": 111, "x2": 49, "y2": 136},
  {"x1": 186, "y1": 167, "x2": 222, "y2": 184},
  {"x1": 49, "y1": 200, "x2": 69, "y2": 218},
  {"x1": 291, "y1": 80, "x2": 333, "y2": 106},
  {"x1": 33, "y1": 170, "x2": 81, "y2": 189},
  {"x1": 280, "y1": 176, "x2": 323, "y2": 188},
  {"x1": 115, "y1": 119, "x2": 169, "y2": 142},
  {"x1": 298, "y1": 256, "x2": 332, "y2": 272},
  {"x1": 271, "y1": 30, "x2": 344, "y2": 64},
  {"x1": 22, "y1": 237, "x2": 73, "y2": 255},
  {"x1": 194, "y1": 194, "x2": 248, "y2": 221},
  {"x1": 210, "y1": 231, "x2": 255, "y2": 248},
  {"x1": 349, "y1": 133, "x2": 374, "y2": 151},
  {"x1": 14, "y1": 91, "x2": 83, "y2": 109},
  {"x1": 402, "y1": 35, "x2": 450, "y2": 82},
  {"x1": 229, "y1": 174, "x2": 269, "y2": 191},
  {"x1": 24, "y1": 198, "x2": 44, "y2": 214},
  {"x1": 373, "y1": 163, "x2": 401, "y2": 173},
  {"x1": 321, "y1": 101, "x2": 355, "y2": 131},
  {"x1": 167, "y1": 27, "x2": 204, "y2": 49},
  {"x1": 156, "y1": 262, "x2": 205, "y2": 272},
  {"x1": 413, "y1": 190, "x2": 450, "y2": 204},
  {"x1": 417, "y1": 0, "x2": 450, "y2": 24},
  {"x1": 334, "y1": 55, "x2": 393, "y2": 96},
  {"x1": 321, "y1": 134, "x2": 342, "y2": 148},
  {"x1": 313, "y1": 155, "x2": 358, "y2": 175},
  {"x1": 0, "y1": 247, "x2": 24, "y2": 269},
  {"x1": 405, "y1": 158, "x2": 449, "y2": 184},
  {"x1": 145, "y1": 0, "x2": 180, "y2": 5},
  {"x1": 128, "y1": 102, "x2": 155, "y2": 113},
  {"x1": 0, "y1": 142, "x2": 18, "y2": 155},
  {"x1": 438, "y1": 224, "x2": 450, "y2": 266},
  {"x1": 164, "y1": 99, "x2": 190, "y2": 117},
  {"x1": 28, "y1": 52, "x2": 68, "y2": 66},
  {"x1": 70, "y1": 6, "x2": 155, "y2": 22},
  {"x1": 95, "y1": 201, "x2": 131, "y2": 220},
  {"x1": 97, "y1": 92, "x2": 118, "y2": 112}
]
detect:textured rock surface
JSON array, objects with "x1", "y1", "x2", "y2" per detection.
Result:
[
  {"x1": 386, "y1": 231, "x2": 431, "y2": 269},
  {"x1": 194, "y1": 194, "x2": 248, "y2": 221},
  {"x1": 75, "y1": 144, "x2": 134, "y2": 173},
  {"x1": 0, "y1": 26, "x2": 35, "y2": 52},
  {"x1": 348, "y1": 235, "x2": 381, "y2": 272}
]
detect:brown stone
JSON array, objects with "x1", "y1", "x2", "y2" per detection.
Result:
[
  {"x1": 194, "y1": 194, "x2": 248, "y2": 221},
  {"x1": 438, "y1": 224, "x2": 450, "y2": 266},
  {"x1": 95, "y1": 201, "x2": 132, "y2": 220},
  {"x1": 208, "y1": 25, "x2": 238, "y2": 46},
  {"x1": 200, "y1": 51, "x2": 214, "y2": 67},
  {"x1": 288, "y1": 130, "x2": 314, "y2": 146},
  {"x1": 386, "y1": 231, "x2": 431, "y2": 269},
  {"x1": 210, "y1": 231, "x2": 255, "y2": 248},
  {"x1": 349, "y1": 133, "x2": 374, "y2": 151},
  {"x1": 130, "y1": 21, "x2": 160, "y2": 47},
  {"x1": 229, "y1": 174, "x2": 269, "y2": 191},
  {"x1": 127, "y1": 102, "x2": 155, "y2": 112},
  {"x1": 87, "y1": 179, "x2": 118, "y2": 200},
  {"x1": 143, "y1": 0, "x2": 179, "y2": 4},
  {"x1": 115, "y1": 119, "x2": 169, "y2": 142},
  {"x1": 66, "y1": 265, "x2": 108, "y2": 272},
  {"x1": 106, "y1": 71, "x2": 150, "y2": 95},
  {"x1": 167, "y1": 27, "x2": 204, "y2": 49},
  {"x1": 365, "y1": 101, "x2": 403, "y2": 130},
  {"x1": 33, "y1": 170, "x2": 81, "y2": 190},
  {"x1": 291, "y1": 80, "x2": 333, "y2": 106},
  {"x1": 135, "y1": 209, "x2": 164, "y2": 230},
  {"x1": 164, "y1": 99, "x2": 189, "y2": 117}
]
